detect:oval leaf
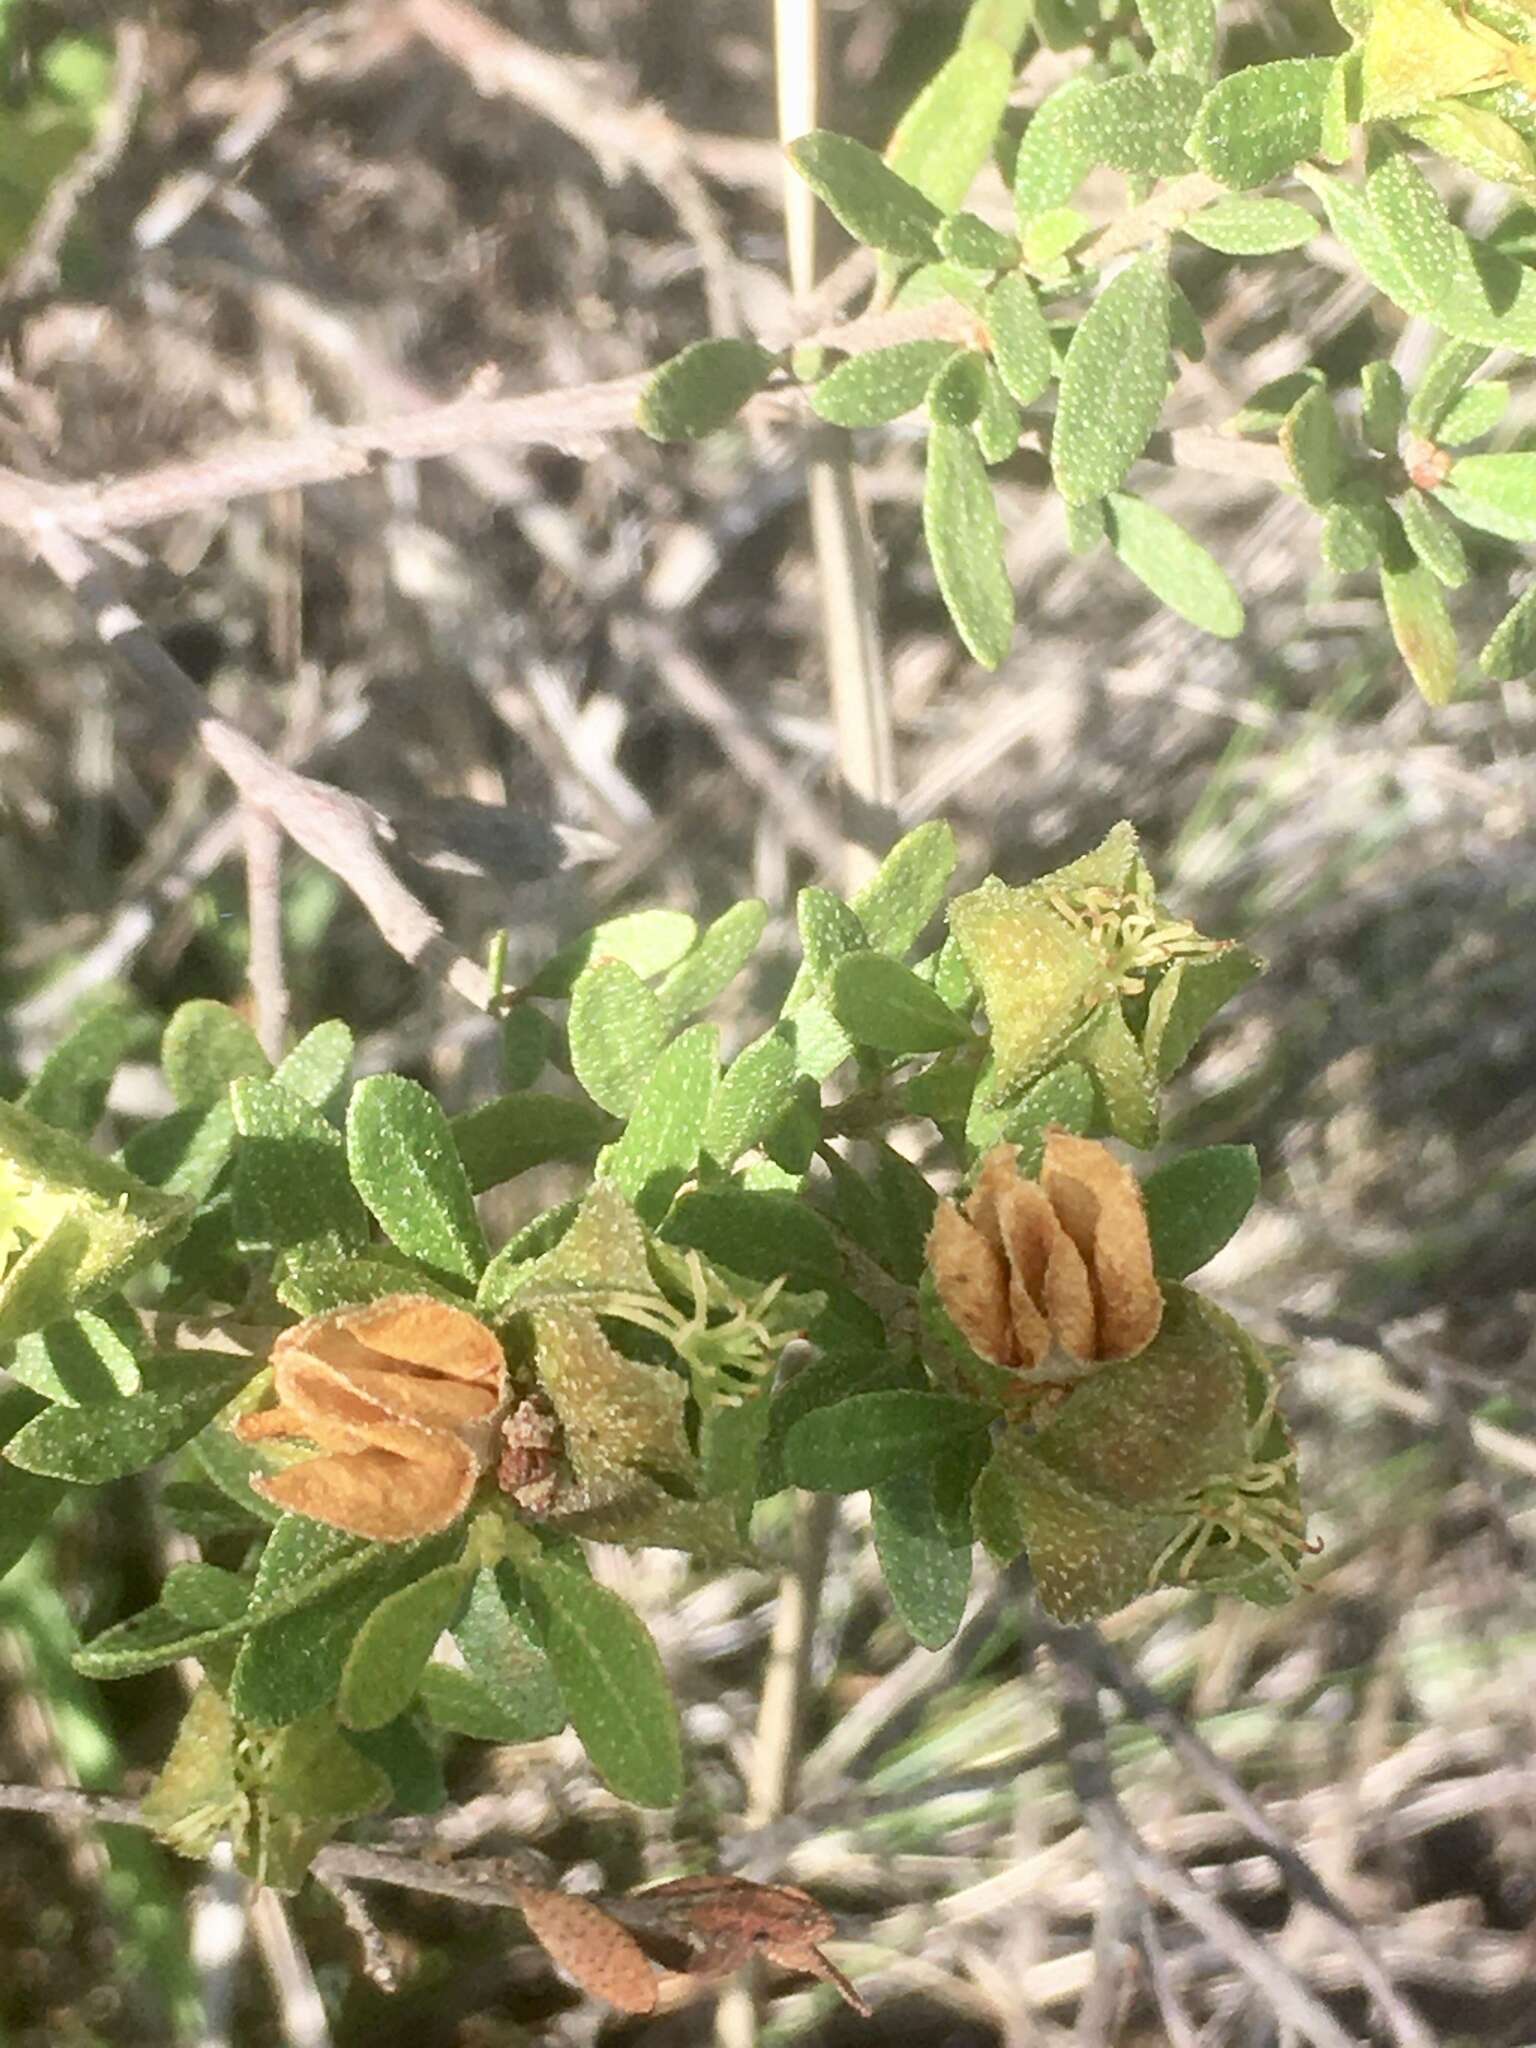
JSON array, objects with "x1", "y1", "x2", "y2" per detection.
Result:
[
  {"x1": 1142, "y1": 1144, "x2": 1260, "y2": 1279},
  {"x1": 338, "y1": 1562, "x2": 475, "y2": 1731},
  {"x1": 809, "y1": 341, "x2": 961, "y2": 427},
  {"x1": 830, "y1": 953, "x2": 972, "y2": 1054},
  {"x1": 568, "y1": 957, "x2": 667, "y2": 1117},
  {"x1": 782, "y1": 1390, "x2": 992, "y2": 1492},
  {"x1": 346, "y1": 1074, "x2": 488, "y2": 1284},
  {"x1": 924, "y1": 419, "x2": 1014, "y2": 667},
  {"x1": 788, "y1": 132, "x2": 942, "y2": 260},
  {"x1": 1104, "y1": 492, "x2": 1244, "y2": 638},
  {"x1": 1189, "y1": 57, "x2": 1334, "y2": 189},
  {"x1": 1052, "y1": 252, "x2": 1171, "y2": 505},
  {"x1": 4, "y1": 1355, "x2": 253, "y2": 1482},
  {"x1": 638, "y1": 340, "x2": 777, "y2": 442}
]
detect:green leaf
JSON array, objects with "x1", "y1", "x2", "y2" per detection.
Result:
[
  {"x1": 1479, "y1": 582, "x2": 1536, "y2": 678},
  {"x1": 830, "y1": 953, "x2": 972, "y2": 1055},
  {"x1": 230, "y1": 1559, "x2": 405, "y2": 1728},
  {"x1": 452, "y1": 1093, "x2": 614, "y2": 1194},
  {"x1": 703, "y1": 1030, "x2": 799, "y2": 1166},
  {"x1": 871, "y1": 1441, "x2": 981, "y2": 1649},
  {"x1": 993, "y1": 1437, "x2": 1185, "y2": 1619},
  {"x1": 1321, "y1": 488, "x2": 1393, "y2": 574},
  {"x1": 1364, "y1": 142, "x2": 1536, "y2": 350},
  {"x1": 782, "y1": 1390, "x2": 991, "y2": 1492},
  {"x1": 986, "y1": 272, "x2": 1053, "y2": 407},
  {"x1": 886, "y1": 38, "x2": 1015, "y2": 214},
  {"x1": 1400, "y1": 96, "x2": 1536, "y2": 198},
  {"x1": 346, "y1": 1074, "x2": 488, "y2": 1285},
  {"x1": 1360, "y1": 361, "x2": 1406, "y2": 455},
  {"x1": 274, "y1": 1255, "x2": 465, "y2": 1319},
  {"x1": 1064, "y1": 70, "x2": 1205, "y2": 176},
  {"x1": 567, "y1": 956, "x2": 667, "y2": 1117},
  {"x1": 1227, "y1": 366, "x2": 1325, "y2": 438},
  {"x1": 796, "y1": 886, "x2": 867, "y2": 986},
  {"x1": 1298, "y1": 164, "x2": 1426, "y2": 317},
  {"x1": 1140, "y1": 0, "x2": 1217, "y2": 78},
  {"x1": 1142, "y1": 1144, "x2": 1259, "y2": 1279},
  {"x1": 938, "y1": 210, "x2": 1021, "y2": 274},
  {"x1": 760, "y1": 1349, "x2": 924, "y2": 1497},
  {"x1": 1141, "y1": 947, "x2": 1262, "y2": 1080},
  {"x1": 1182, "y1": 196, "x2": 1317, "y2": 254},
  {"x1": 1013, "y1": 76, "x2": 1099, "y2": 223},
  {"x1": 852, "y1": 820, "x2": 958, "y2": 957},
  {"x1": 993, "y1": 1061, "x2": 1097, "y2": 1166},
  {"x1": 1022, "y1": 205, "x2": 1091, "y2": 268},
  {"x1": 894, "y1": 260, "x2": 991, "y2": 313},
  {"x1": 1434, "y1": 380, "x2": 1509, "y2": 447},
  {"x1": 1442, "y1": 451, "x2": 1536, "y2": 533},
  {"x1": 788, "y1": 131, "x2": 942, "y2": 260},
  {"x1": 1399, "y1": 489, "x2": 1470, "y2": 588},
  {"x1": 162, "y1": 1001, "x2": 270, "y2": 1106},
  {"x1": 652, "y1": 901, "x2": 767, "y2": 1032},
  {"x1": 1280, "y1": 384, "x2": 1348, "y2": 508},
  {"x1": 1104, "y1": 492, "x2": 1243, "y2": 637},
  {"x1": 418, "y1": 1664, "x2": 562, "y2": 1742},
  {"x1": 520, "y1": 1559, "x2": 683, "y2": 1807},
  {"x1": 499, "y1": 1005, "x2": 551, "y2": 1091},
  {"x1": 662, "y1": 1188, "x2": 842, "y2": 1293},
  {"x1": 230, "y1": 1078, "x2": 368, "y2": 1261},
  {"x1": 1189, "y1": 57, "x2": 1334, "y2": 188},
  {"x1": 637, "y1": 339, "x2": 777, "y2": 441},
  {"x1": 10, "y1": 1306, "x2": 140, "y2": 1404},
  {"x1": 1381, "y1": 552, "x2": 1460, "y2": 705},
  {"x1": 526, "y1": 909, "x2": 697, "y2": 998},
  {"x1": 0, "y1": 1392, "x2": 70, "y2": 1582},
  {"x1": 273, "y1": 1020, "x2": 353, "y2": 1112},
  {"x1": 600, "y1": 1022, "x2": 717, "y2": 1218},
  {"x1": 19, "y1": 992, "x2": 155, "y2": 1135},
  {"x1": 120, "y1": 1099, "x2": 236, "y2": 1205},
  {"x1": 338, "y1": 1562, "x2": 475, "y2": 1730},
  {"x1": 449, "y1": 1565, "x2": 567, "y2": 1738},
  {"x1": 808, "y1": 341, "x2": 960, "y2": 426},
  {"x1": 1052, "y1": 252, "x2": 1171, "y2": 505},
  {"x1": 927, "y1": 349, "x2": 989, "y2": 428},
  {"x1": 4, "y1": 1355, "x2": 252, "y2": 1482},
  {"x1": 973, "y1": 360, "x2": 1023, "y2": 464},
  {"x1": 962, "y1": 0, "x2": 1037, "y2": 56},
  {"x1": 1407, "y1": 338, "x2": 1493, "y2": 435},
  {"x1": 925, "y1": 419, "x2": 1015, "y2": 666}
]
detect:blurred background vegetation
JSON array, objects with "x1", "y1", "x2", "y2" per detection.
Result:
[{"x1": 1, "y1": 1, "x2": 1534, "y2": 2043}]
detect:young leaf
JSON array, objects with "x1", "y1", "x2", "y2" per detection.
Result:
[
  {"x1": 20, "y1": 992, "x2": 155, "y2": 1136},
  {"x1": 1140, "y1": 0, "x2": 1218, "y2": 79},
  {"x1": 1182, "y1": 196, "x2": 1317, "y2": 255},
  {"x1": 782, "y1": 1390, "x2": 992, "y2": 1492},
  {"x1": 1406, "y1": 338, "x2": 1493, "y2": 434},
  {"x1": 231, "y1": 1078, "x2": 369, "y2": 1261},
  {"x1": 452, "y1": 1094, "x2": 616, "y2": 1194},
  {"x1": 1052, "y1": 252, "x2": 1171, "y2": 505},
  {"x1": 1104, "y1": 492, "x2": 1244, "y2": 638},
  {"x1": 1442, "y1": 451, "x2": 1536, "y2": 532},
  {"x1": 1380, "y1": 552, "x2": 1460, "y2": 705},
  {"x1": 886, "y1": 38, "x2": 1015, "y2": 214},
  {"x1": 788, "y1": 132, "x2": 943, "y2": 260},
  {"x1": 924, "y1": 419, "x2": 1015, "y2": 666},
  {"x1": 829, "y1": 953, "x2": 972, "y2": 1054},
  {"x1": 638, "y1": 340, "x2": 777, "y2": 441},
  {"x1": 851, "y1": 820, "x2": 958, "y2": 957},
  {"x1": 1280, "y1": 385, "x2": 1348, "y2": 507},
  {"x1": 599, "y1": 1023, "x2": 718, "y2": 1218},
  {"x1": 162, "y1": 1000, "x2": 270, "y2": 1106},
  {"x1": 1399, "y1": 489, "x2": 1470, "y2": 588},
  {"x1": 703, "y1": 1030, "x2": 799, "y2": 1166},
  {"x1": 871, "y1": 1448, "x2": 978, "y2": 1650},
  {"x1": 808, "y1": 341, "x2": 961, "y2": 426},
  {"x1": 927, "y1": 350, "x2": 989, "y2": 428},
  {"x1": 346, "y1": 1074, "x2": 488, "y2": 1285},
  {"x1": 1141, "y1": 1145, "x2": 1260, "y2": 1279},
  {"x1": 338, "y1": 1562, "x2": 476, "y2": 1730},
  {"x1": 520, "y1": 1559, "x2": 683, "y2": 1807},
  {"x1": 986, "y1": 272, "x2": 1053, "y2": 407},
  {"x1": 1360, "y1": 361, "x2": 1406, "y2": 456},
  {"x1": 1188, "y1": 57, "x2": 1334, "y2": 188},
  {"x1": 974, "y1": 361, "x2": 1023, "y2": 464},
  {"x1": 273, "y1": 1020, "x2": 353, "y2": 1112},
  {"x1": 938, "y1": 210, "x2": 1021, "y2": 274},
  {"x1": 567, "y1": 956, "x2": 667, "y2": 1117},
  {"x1": 526, "y1": 909, "x2": 696, "y2": 998},
  {"x1": 1434, "y1": 381, "x2": 1509, "y2": 447},
  {"x1": 4, "y1": 1355, "x2": 252, "y2": 1483},
  {"x1": 1479, "y1": 582, "x2": 1536, "y2": 678}
]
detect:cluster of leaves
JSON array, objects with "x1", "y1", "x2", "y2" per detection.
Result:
[
  {"x1": 639, "y1": 0, "x2": 1536, "y2": 700},
  {"x1": 0, "y1": 817, "x2": 1300, "y2": 1898}
]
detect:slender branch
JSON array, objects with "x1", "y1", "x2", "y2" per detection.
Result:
[
  {"x1": 18, "y1": 516, "x2": 490, "y2": 1011},
  {"x1": 243, "y1": 810, "x2": 290, "y2": 1063}
]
